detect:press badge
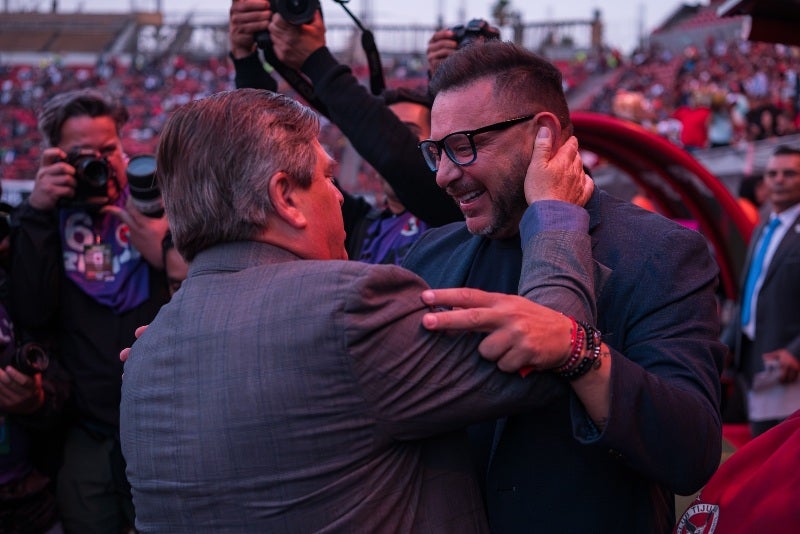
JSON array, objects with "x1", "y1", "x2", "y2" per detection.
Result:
[{"x1": 84, "y1": 243, "x2": 114, "y2": 281}]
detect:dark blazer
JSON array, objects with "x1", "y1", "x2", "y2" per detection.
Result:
[
  {"x1": 404, "y1": 189, "x2": 725, "y2": 534},
  {"x1": 119, "y1": 205, "x2": 594, "y2": 533},
  {"x1": 725, "y1": 210, "x2": 800, "y2": 378}
]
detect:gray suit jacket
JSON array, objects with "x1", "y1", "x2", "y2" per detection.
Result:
[{"x1": 119, "y1": 206, "x2": 594, "y2": 533}]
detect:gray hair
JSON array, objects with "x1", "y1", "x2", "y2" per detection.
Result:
[
  {"x1": 156, "y1": 89, "x2": 320, "y2": 261},
  {"x1": 37, "y1": 89, "x2": 129, "y2": 147}
]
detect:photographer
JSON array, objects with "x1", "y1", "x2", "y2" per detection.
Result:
[
  {"x1": 0, "y1": 316, "x2": 69, "y2": 533},
  {"x1": 10, "y1": 89, "x2": 169, "y2": 533},
  {"x1": 229, "y1": 0, "x2": 462, "y2": 227}
]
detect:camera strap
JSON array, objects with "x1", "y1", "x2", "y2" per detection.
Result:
[
  {"x1": 335, "y1": 0, "x2": 386, "y2": 96},
  {"x1": 255, "y1": 32, "x2": 331, "y2": 119}
]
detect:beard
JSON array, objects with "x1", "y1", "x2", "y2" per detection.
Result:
[{"x1": 469, "y1": 154, "x2": 529, "y2": 239}]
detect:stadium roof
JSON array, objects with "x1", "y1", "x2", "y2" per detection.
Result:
[{"x1": 718, "y1": 0, "x2": 800, "y2": 45}]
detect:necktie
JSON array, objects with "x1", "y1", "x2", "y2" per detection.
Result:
[{"x1": 741, "y1": 217, "x2": 781, "y2": 326}]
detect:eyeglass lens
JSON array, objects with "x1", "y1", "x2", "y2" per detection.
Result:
[{"x1": 421, "y1": 133, "x2": 476, "y2": 172}]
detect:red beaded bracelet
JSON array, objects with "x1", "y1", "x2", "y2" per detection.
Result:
[
  {"x1": 555, "y1": 321, "x2": 602, "y2": 381},
  {"x1": 555, "y1": 320, "x2": 585, "y2": 374}
]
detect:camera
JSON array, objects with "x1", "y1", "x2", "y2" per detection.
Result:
[
  {"x1": 450, "y1": 18, "x2": 501, "y2": 48},
  {"x1": 66, "y1": 150, "x2": 111, "y2": 206},
  {"x1": 272, "y1": 0, "x2": 320, "y2": 25},
  {"x1": 0, "y1": 342, "x2": 50, "y2": 376},
  {"x1": 126, "y1": 155, "x2": 163, "y2": 218}
]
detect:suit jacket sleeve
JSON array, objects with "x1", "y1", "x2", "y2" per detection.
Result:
[
  {"x1": 345, "y1": 201, "x2": 597, "y2": 440},
  {"x1": 343, "y1": 264, "x2": 565, "y2": 440},
  {"x1": 597, "y1": 226, "x2": 725, "y2": 495},
  {"x1": 517, "y1": 201, "x2": 596, "y2": 323},
  {"x1": 231, "y1": 51, "x2": 278, "y2": 92}
]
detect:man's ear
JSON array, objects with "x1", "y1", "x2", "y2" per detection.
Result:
[
  {"x1": 533, "y1": 112, "x2": 564, "y2": 150},
  {"x1": 268, "y1": 172, "x2": 307, "y2": 229}
]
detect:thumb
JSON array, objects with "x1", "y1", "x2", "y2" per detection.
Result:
[{"x1": 532, "y1": 126, "x2": 553, "y2": 165}]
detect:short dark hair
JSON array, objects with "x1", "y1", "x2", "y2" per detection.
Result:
[
  {"x1": 738, "y1": 174, "x2": 764, "y2": 205},
  {"x1": 428, "y1": 41, "x2": 572, "y2": 135},
  {"x1": 772, "y1": 145, "x2": 800, "y2": 158},
  {"x1": 37, "y1": 89, "x2": 129, "y2": 148}
]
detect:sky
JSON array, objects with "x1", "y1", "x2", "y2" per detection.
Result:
[{"x1": 42, "y1": 0, "x2": 697, "y2": 53}]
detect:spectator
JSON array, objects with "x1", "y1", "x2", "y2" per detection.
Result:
[
  {"x1": 708, "y1": 91, "x2": 734, "y2": 148},
  {"x1": 9, "y1": 89, "x2": 170, "y2": 533},
  {"x1": 723, "y1": 144, "x2": 800, "y2": 438},
  {"x1": 342, "y1": 88, "x2": 434, "y2": 264},
  {"x1": 746, "y1": 99, "x2": 781, "y2": 141},
  {"x1": 119, "y1": 87, "x2": 594, "y2": 532},
  {"x1": 737, "y1": 174, "x2": 768, "y2": 225},
  {"x1": 0, "y1": 193, "x2": 68, "y2": 533},
  {"x1": 673, "y1": 91, "x2": 711, "y2": 151},
  {"x1": 410, "y1": 41, "x2": 724, "y2": 532}
]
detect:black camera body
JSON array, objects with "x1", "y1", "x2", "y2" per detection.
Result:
[
  {"x1": 272, "y1": 0, "x2": 320, "y2": 25},
  {"x1": 450, "y1": 18, "x2": 501, "y2": 48},
  {"x1": 0, "y1": 342, "x2": 50, "y2": 376},
  {"x1": 126, "y1": 154, "x2": 163, "y2": 218},
  {"x1": 65, "y1": 150, "x2": 111, "y2": 206}
]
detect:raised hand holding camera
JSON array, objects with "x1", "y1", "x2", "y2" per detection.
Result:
[
  {"x1": 229, "y1": 0, "x2": 272, "y2": 59},
  {"x1": 29, "y1": 147, "x2": 78, "y2": 211},
  {"x1": 266, "y1": 8, "x2": 326, "y2": 70}
]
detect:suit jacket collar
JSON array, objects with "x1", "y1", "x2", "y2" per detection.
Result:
[
  {"x1": 763, "y1": 208, "x2": 800, "y2": 284},
  {"x1": 188, "y1": 241, "x2": 301, "y2": 277}
]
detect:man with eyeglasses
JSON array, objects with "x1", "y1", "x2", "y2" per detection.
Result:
[{"x1": 408, "y1": 41, "x2": 725, "y2": 533}]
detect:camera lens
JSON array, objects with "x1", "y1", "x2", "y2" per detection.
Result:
[
  {"x1": 127, "y1": 155, "x2": 164, "y2": 218},
  {"x1": 275, "y1": 0, "x2": 318, "y2": 25},
  {"x1": 76, "y1": 157, "x2": 109, "y2": 187},
  {"x1": 16, "y1": 342, "x2": 49, "y2": 375},
  {"x1": 286, "y1": 0, "x2": 306, "y2": 14}
]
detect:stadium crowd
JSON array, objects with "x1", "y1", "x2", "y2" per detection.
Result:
[
  {"x1": 590, "y1": 35, "x2": 800, "y2": 149},
  {"x1": 0, "y1": 2, "x2": 800, "y2": 532},
  {"x1": 4, "y1": 32, "x2": 800, "y2": 188}
]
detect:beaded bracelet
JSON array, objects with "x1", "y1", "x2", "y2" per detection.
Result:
[
  {"x1": 554, "y1": 318, "x2": 585, "y2": 375},
  {"x1": 555, "y1": 321, "x2": 602, "y2": 381}
]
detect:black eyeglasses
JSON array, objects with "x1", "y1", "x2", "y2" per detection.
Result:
[{"x1": 418, "y1": 115, "x2": 534, "y2": 172}]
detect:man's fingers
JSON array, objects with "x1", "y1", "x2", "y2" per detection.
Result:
[
  {"x1": 421, "y1": 287, "x2": 499, "y2": 309},
  {"x1": 422, "y1": 307, "x2": 501, "y2": 332},
  {"x1": 477, "y1": 330, "x2": 513, "y2": 362}
]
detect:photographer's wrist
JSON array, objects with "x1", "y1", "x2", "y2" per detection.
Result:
[{"x1": 229, "y1": 47, "x2": 256, "y2": 61}]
